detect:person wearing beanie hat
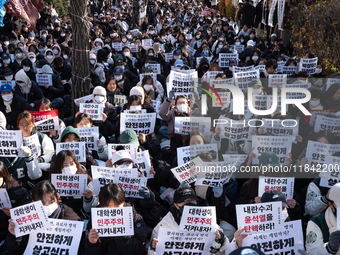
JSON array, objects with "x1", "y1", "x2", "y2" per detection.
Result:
[
  {"x1": 92, "y1": 85, "x2": 107, "y2": 105},
  {"x1": 149, "y1": 186, "x2": 230, "y2": 255},
  {"x1": 306, "y1": 182, "x2": 340, "y2": 255},
  {"x1": 129, "y1": 86, "x2": 145, "y2": 104}
]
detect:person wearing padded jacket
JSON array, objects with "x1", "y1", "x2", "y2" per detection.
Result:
[
  {"x1": 80, "y1": 183, "x2": 147, "y2": 255},
  {"x1": 14, "y1": 69, "x2": 43, "y2": 108},
  {"x1": 5, "y1": 180, "x2": 80, "y2": 255},
  {"x1": 148, "y1": 186, "x2": 229, "y2": 255}
]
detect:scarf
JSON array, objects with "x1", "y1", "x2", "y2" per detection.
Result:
[
  {"x1": 325, "y1": 207, "x2": 337, "y2": 235},
  {"x1": 3, "y1": 99, "x2": 12, "y2": 113}
]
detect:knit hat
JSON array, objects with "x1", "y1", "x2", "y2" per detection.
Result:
[
  {"x1": 129, "y1": 86, "x2": 144, "y2": 97},
  {"x1": 93, "y1": 86, "x2": 107, "y2": 96}
]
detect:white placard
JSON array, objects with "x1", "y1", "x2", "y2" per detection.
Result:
[
  {"x1": 79, "y1": 103, "x2": 104, "y2": 121},
  {"x1": 107, "y1": 144, "x2": 138, "y2": 161},
  {"x1": 164, "y1": 53, "x2": 174, "y2": 62},
  {"x1": 234, "y1": 70, "x2": 260, "y2": 89},
  {"x1": 74, "y1": 94, "x2": 93, "y2": 106},
  {"x1": 120, "y1": 112, "x2": 156, "y2": 135},
  {"x1": 254, "y1": 65, "x2": 266, "y2": 73},
  {"x1": 196, "y1": 161, "x2": 234, "y2": 187},
  {"x1": 0, "y1": 80, "x2": 16, "y2": 89},
  {"x1": 174, "y1": 117, "x2": 211, "y2": 135},
  {"x1": 55, "y1": 142, "x2": 86, "y2": 163},
  {"x1": 145, "y1": 63, "x2": 161, "y2": 74},
  {"x1": 215, "y1": 117, "x2": 252, "y2": 141},
  {"x1": 179, "y1": 206, "x2": 217, "y2": 232},
  {"x1": 284, "y1": 83, "x2": 311, "y2": 99},
  {"x1": 0, "y1": 189, "x2": 11, "y2": 209},
  {"x1": 305, "y1": 141, "x2": 340, "y2": 168},
  {"x1": 136, "y1": 150, "x2": 153, "y2": 179},
  {"x1": 205, "y1": 71, "x2": 224, "y2": 82},
  {"x1": 177, "y1": 144, "x2": 218, "y2": 166},
  {"x1": 23, "y1": 219, "x2": 84, "y2": 255},
  {"x1": 282, "y1": 66, "x2": 297, "y2": 76},
  {"x1": 139, "y1": 73, "x2": 157, "y2": 85},
  {"x1": 91, "y1": 207, "x2": 134, "y2": 237},
  {"x1": 319, "y1": 155, "x2": 340, "y2": 188},
  {"x1": 75, "y1": 126, "x2": 99, "y2": 151},
  {"x1": 242, "y1": 220, "x2": 304, "y2": 253},
  {"x1": 219, "y1": 53, "x2": 238, "y2": 68},
  {"x1": 114, "y1": 95, "x2": 127, "y2": 105},
  {"x1": 142, "y1": 39, "x2": 153, "y2": 49},
  {"x1": 10, "y1": 201, "x2": 50, "y2": 237},
  {"x1": 268, "y1": 74, "x2": 287, "y2": 87},
  {"x1": 36, "y1": 74, "x2": 52, "y2": 86},
  {"x1": 168, "y1": 70, "x2": 197, "y2": 98},
  {"x1": 326, "y1": 78, "x2": 340, "y2": 91},
  {"x1": 262, "y1": 118, "x2": 299, "y2": 137},
  {"x1": 51, "y1": 174, "x2": 88, "y2": 197},
  {"x1": 112, "y1": 42, "x2": 122, "y2": 51},
  {"x1": 258, "y1": 176, "x2": 295, "y2": 199},
  {"x1": 196, "y1": 56, "x2": 213, "y2": 66},
  {"x1": 236, "y1": 201, "x2": 283, "y2": 233},
  {"x1": 91, "y1": 166, "x2": 138, "y2": 195},
  {"x1": 0, "y1": 130, "x2": 23, "y2": 157},
  {"x1": 35, "y1": 116, "x2": 59, "y2": 134},
  {"x1": 115, "y1": 175, "x2": 147, "y2": 198},
  {"x1": 299, "y1": 57, "x2": 318, "y2": 74},
  {"x1": 252, "y1": 135, "x2": 293, "y2": 165},
  {"x1": 23, "y1": 133, "x2": 41, "y2": 157},
  {"x1": 234, "y1": 44, "x2": 245, "y2": 53},
  {"x1": 233, "y1": 65, "x2": 255, "y2": 75},
  {"x1": 171, "y1": 157, "x2": 204, "y2": 185},
  {"x1": 314, "y1": 115, "x2": 340, "y2": 136}
]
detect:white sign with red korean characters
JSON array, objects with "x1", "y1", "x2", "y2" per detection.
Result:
[
  {"x1": 179, "y1": 206, "x2": 217, "y2": 233},
  {"x1": 51, "y1": 174, "x2": 88, "y2": 197}
]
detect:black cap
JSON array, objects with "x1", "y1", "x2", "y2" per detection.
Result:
[
  {"x1": 230, "y1": 247, "x2": 265, "y2": 255},
  {"x1": 261, "y1": 189, "x2": 288, "y2": 208},
  {"x1": 2, "y1": 68, "x2": 13, "y2": 76},
  {"x1": 174, "y1": 187, "x2": 198, "y2": 203}
]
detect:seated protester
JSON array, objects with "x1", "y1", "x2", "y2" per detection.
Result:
[
  {"x1": 305, "y1": 183, "x2": 340, "y2": 255},
  {"x1": 1, "y1": 67, "x2": 14, "y2": 84},
  {"x1": 50, "y1": 150, "x2": 98, "y2": 219},
  {"x1": 92, "y1": 50, "x2": 106, "y2": 84},
  {"x1": 35, "y1": 98, "x2": 66, "y2": 143},
  {"x1": 149, "y1": 187, "x2": 229, "y2": 255},
  {"x1": 44, "y1": 48, "x2": 55, "y2": 65},
  {"x1": 197, "y1": 56, "x2": 210, "y2": 78},
  {"x1": 311, "y1": 62, "x2": 326, "y2": 88},
  {"x1": 80, "y1": 183, "x2": 147, "y2": 255},
  {"x1": 243, "y1": 79, "x2": 266, "y2": 98},
  {"x1": 0, "y1": 84, "x2": 34, "y2": 129},
  {"x1": 323, "y1": 84, "x2": 340, "y2": 112},
  {"x1": 74, "y1": 113, "x2": 108, "y2": 162},
  {"x1": 5, "y1": 180, "x2": 80, "y2": 254},
  {"x1": 13, "y1": 47, "x2": 26, "y2": 67},
  {"x1": 110, "y1": 66, "x2": 138, "y2": 96},
  {"x1": 39, "y1": 63, "x2": 65, "y2": 109},
  {"x1": 265, "y1": 45, "x2": 281, "y2": 61},
  {"x1": 0, "y1": 161, "x2": 32, "y2": 243},
  {"x1": 1, "y1": 53, "x2": 20, "y2": 74},
  {"x1": 123, "y1": 86, "x2": 156, "y2": 113},
  {"x1": 122, "y1": 47, "x2": 139, "y2": 76},
  {"x1": 89, "y1": 53, "x2": 104, "y2": 87},
  {"x1": 59, "y1": 126, "x2": 98, "y2": 174},
  {"x1": 226, "y1": 189, "x2": 301, "y2": 253},
  {"x1": 53, "y1": 57, "x2": 72, "y2": 90},
  {"x1": 164, "y1": 49, "x2": 190, "y2": 77},
  {"x1": 260, "y1": 59, "x2": 277, "y2": 94},
  {"x1": 21, "y1": 58, "x2": 36, "y2": 82},
  {"x1": 136, "y1": 66, "x2": 164, "y2": 101},
  {"x1": 140, "y1": 75, "x2": 158, "y2": 101},
  {"x1": 14, "y1": 69, "x2": 43, "y2": 108},
  {"x1": 87, "y1": 86, "x2": 118, "y2": 141},
  {"x1": 105, "y1": 76, "x2": 121, "y2": 106}
]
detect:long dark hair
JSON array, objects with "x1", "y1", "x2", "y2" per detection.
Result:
[
  {"x1": 0, "y1": 161, "x2": 21, "y2": 189},
  {"x1": 99, "y1": 184, "x2": 125, "y2": 207},
  {"x1": 31, "y1": 180, "x2": 58, "y2": 203},
  {"x1": 35, "y1": 98, "x2": 54, "y2": 111},
  {"x1": 51, "y1": 150, "x2": 92, "y2": 181}
]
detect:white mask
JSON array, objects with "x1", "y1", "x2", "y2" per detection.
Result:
[
  {"x1": 144, "y1": 85, "x2": 153, "y2": 91},
  {"x1": 282, "y1": 209, "x2": 289, "y2": 221},
  {"x1": 19, "y1": 46, "x2": 24, "y2": 51},
  {"x1": 16, "y1": 53, "x2": 23, "y2": 58},
  {"x1": 177, "y1": 104, "x2": 187, "y2": 113},
  {"x1": 250, "y1": 34, "x2": 255, "y2": 39},
  {"x1": 115, "y1": 75, "x2": 123, "y2": 81},
  {"x1": 63, "y1": 55, "x2": 68, "y2": 60},
  {"x1": 42, "y1": 34, "x2": 47, "y2": 39},
  {"x1": 315, "y1": 68, "x2": 322, "y2": 74},
  {"x1": 30, "y1": 57, "x2": 36, "y2": 63},
  {"x1": 46, "y1": 55, "x2": 53, "y2": 60},
  {"x1": 3, "y1": 59, "x2": 10, "y2": 64},
  {"x1": 90, "y1": 60, "x2": 96, "y2": 65},
  {"x1": 218, "y1": 44, "x2": 223, "y2": 48},
  {"x1": 95, "y1": 95, "x2": 105, "y2": 104},
  {"x1": 124, "y1": 52, "x2": 130, "y2": 57},
  {"x1": 196, "y1": 35, "x2": 200, "y2": 39},
  {"x1": 62, "y1": 165, "x2": 77, "y2": 175},
  {"x1": 149, "y1": 53, "x2": 154, "y2": 56},
  {"x1": 235, "y1": 42, "x2": 241, "y2": 45},
  {"x1": 61, "y1": 33, "x2": 65, "y2": 37},
  {"x1": 4, "y1": 41, "x2": 9, "y2": 46},
  {"x1": 252, "y1": 88, "x2": 262, "y2": 95},
  {"x1": 130, "y1": 105, "x2": 141, "y2": 110},
  {"x1": 309, "y1": 99, "x2": 321, "y2": 108},
  {"x1": 174, "y1": 55, "x2": 181, "y2": 60},
  {"x1": 116, "y1": 163, "x2": 133, "y2": 168},
  {"x1": 122, "y1": 38, "x2": 127, "y2": 42},
  {"x1": 29, "y1": 36, "x2": 35, "y2": 41},
  {"x1": 240, "y1": 39, "x2": 244, "y2": 43},
  {"x1": 252, "y1": 56, "x2": 259, "y2": 62},
  {"x1": 5, "y1": 75, "x2": 13, "y2": 81},
  {"x1": 2, "y1": 94, "x2": 13, "y2": 102},
  {"x1": 43, "y1": 202, "x2": 59, "y2": 217},
  {"x1": 127, "y1": 35, "x2": 132, "y2": 39},
  {"x1": 23, "y1": 66, "x2": 30, "y2": 72},
  {"x1": 53, "y1": 49, "x2": 59, "y2": 55}
]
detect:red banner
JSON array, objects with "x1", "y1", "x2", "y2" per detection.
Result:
[
  {"x1": 26, "y1": 110, "x2": 59, "y2": 123},
  {"x1": 4, "y1": 0, "x2": 44, "y2": 31}
]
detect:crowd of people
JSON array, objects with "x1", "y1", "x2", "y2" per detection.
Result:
[{"x1": 0, "y1": 0, "x2": 340, "y2": 254}]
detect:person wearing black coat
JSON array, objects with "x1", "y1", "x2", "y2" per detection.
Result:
[
  {"x1": 14, "y1": 69, "x2": 43, "y2": 108},
  {"x1": 0, "y1": 84, "x2": 34, "y2": 129},
  {"x1": 239, "y1": 0, "x2": 256, "y2": 28}
]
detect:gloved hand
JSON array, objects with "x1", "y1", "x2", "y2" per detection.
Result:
[
  {"x1": 210, "y1": 230, "x2": 225, "y2": 254},
  {"x1": 97, "y1": 138, "x2": 106, "y2": 150},
  {"x1": 213, "y1": 186, "x2": 223, "y2": 198},
  {"x1": 327, "y1": 230, "x2": 340, "y2": 252},
  {"x1": 20, "y1": 146, "x2": 32, "y2": 158},
  {"x1": 167, "y1": 89, "x2": 175, "y2": 102},
  {"x1": 138, "y1": 185, "x2": 150, "y2": 199}
]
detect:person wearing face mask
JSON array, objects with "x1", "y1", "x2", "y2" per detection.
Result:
[
  {"x1": 305, "y1": 183, "x2": 340, "y2": 255},
  {"x1": 37, "y1": 42, "x2": 48, "y2": 56},
  {"x1": 44, "y1": 48, "x2": 55, "y2": 64},
  {"x1": 59, "y1": 126, "x2": 99, "y2": 173},
  {"x1": 80, "y1": 183, "x2": 147, "y2": 255},
  {"x1": 91, "y1": 51, "x2": 106, "y2": 84},
  {"x1": 311, "y1": 62, "x2": 326, "y2": 88},
  {"x1": 164, "y1": 49, "x2": 189, "y2": 77},
  {"x1": 0, "y1": 84, "x2": 34, "y2": 129},
  {"x1": 109, "y1": 65, "x2": 138, "y2": 97},
  {"x1": 149, "y1": 186, "x2": 229, "y2": 255},
  {"x1": 14, "y1": 69, "x2": 43, "y2": 108},
  {"x1": 50, "y1": 150, "x2": 98, "y2": 219},
  {"x1": 5, "y1": 180, "x2": 80, "y2": 254},
  {"x1": 51, "y1": 44, "x2": 61, "y2": 58},
  {"x1": 136, "y1": 66, "x2": 164, "y2": 101},
  {"x1": 245, "y1": 79, "x2": 265, "y2": 98},
  {"x1": 20, "y1": 58, "x2": 36, "y2": 81},
  {"x1": 0, "y1": 68, "x2": 15, "y2": 87},
  {"x1": 1, "y1": 53, "x2": 20, "y2": 74}
]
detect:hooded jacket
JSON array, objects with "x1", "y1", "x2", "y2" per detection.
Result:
[
  {"x1": 44, "y1": 49, "x2": 55, "y2": 64},
  {"x1": 14, "y1": 69, "x2": 43, "y2": 106},
  {"x1": 40, "y1": 64, "x2": 64, "y2": 101}
]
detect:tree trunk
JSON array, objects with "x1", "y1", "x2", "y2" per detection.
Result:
[{"x1": 70, "y1": 0, "x2": 91, "y2": 116}]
